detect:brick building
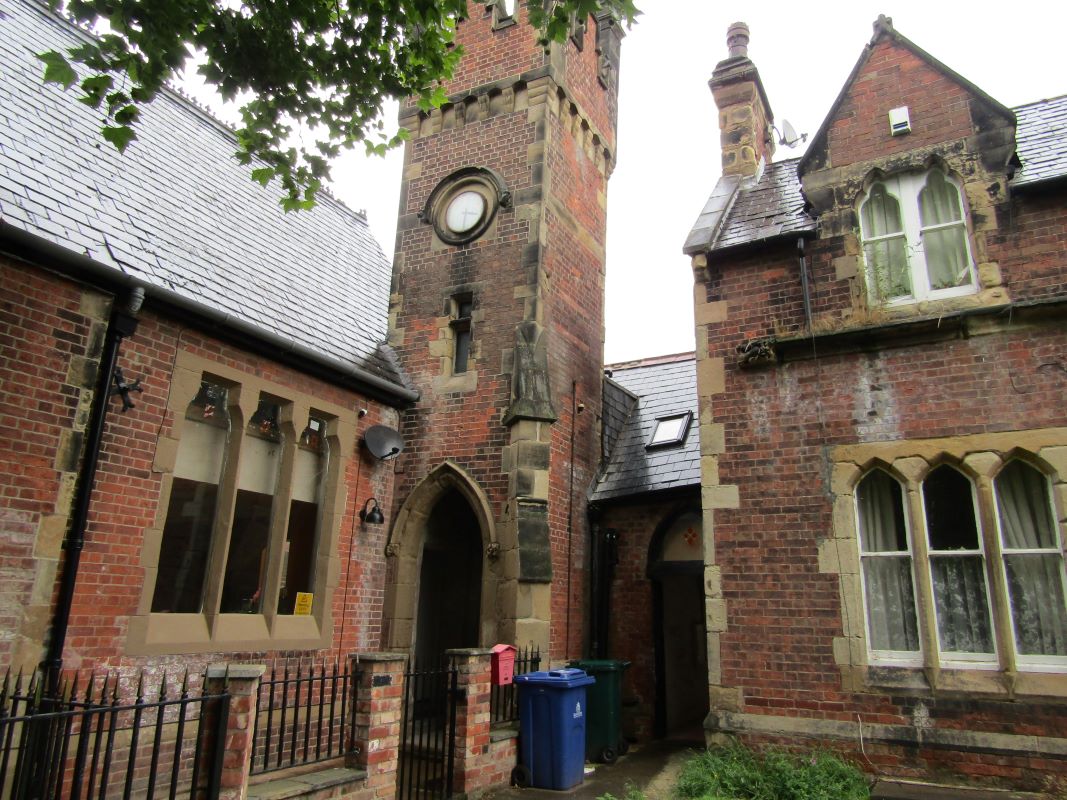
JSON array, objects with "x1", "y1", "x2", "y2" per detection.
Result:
[{"x1": 682, "y1": 16, "x2": 1067, "y2": 794}]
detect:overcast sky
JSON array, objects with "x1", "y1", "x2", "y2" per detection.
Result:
[{"x1": 316, "y1": 2, "x2": 1067, "y2": 364}]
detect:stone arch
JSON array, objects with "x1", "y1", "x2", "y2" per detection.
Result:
[{"x1": 382, "y1": 461, "x2": 499, "y2": 653}]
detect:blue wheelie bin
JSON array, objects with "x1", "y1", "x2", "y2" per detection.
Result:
[{"x1": 512, "y1": 668, "x2": 596, "y2": 790}]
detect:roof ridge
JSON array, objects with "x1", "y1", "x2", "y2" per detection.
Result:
[
  {"x1": 606, "y1": 351, "x2": 696, "y2": 370},
  {"x1": 1013, "y1": 93, "x2": 1067, "y2": 111}
]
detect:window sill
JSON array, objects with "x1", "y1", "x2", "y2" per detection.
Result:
[
  {"x1": 127, "y1": 612, "x2": 327, "y2": 656},
  {"x1": 852, "y1": 664, "x2": 1067, "y2": 700}
]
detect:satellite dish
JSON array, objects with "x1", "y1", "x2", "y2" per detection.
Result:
[
  {"x1": 363, "y1": 425, "x2": 404, "y2": 460},
  {"x1": 777, "y1": 119, "x2": 808, "y2": 148}
]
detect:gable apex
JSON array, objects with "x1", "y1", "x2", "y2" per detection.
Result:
[{"x1": 797, "y1": 15, "x2": 1016, "y2": 179}]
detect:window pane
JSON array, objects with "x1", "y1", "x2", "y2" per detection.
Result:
[
  {"x1": 918, "y1": 171, "x2": 963, "y2": 227},
  {"x1": 279, "y1": 417, "x2": 328, "y2": 615},
  {"x1": 1004, "y1": 555, "x2": 1067, "y2": 656},
  {"x1": 930, "y1": 556, "x2": 995, "y2": 654},
  {"x1": 152, "y1": 381, "x2": 229, "y2": 613},
  {"x1": 220, "y1": 397, "x2": 283, "y2": 613},
  {"x1": 923, "y1": 466, "x2": 980, "y2": 551},
  {"x1": 455, "y1": 328, "x2": 471, "y2": 373},
  {"x1": 861, "y1": 184, "x2": 903, "y2": 236},
  {"x1": 923, "y1": 226, "x2": 972, "y2": 291},
  {"x1": 996, "y1": 460, "x2": 1058, "y2": 549},
  {"x1": 857, "y1": 470, "x2": 908, "y2": 552},
  {"x1": 864, "y1": 237, "x2": 910, "y2": 300},
  {"x1": 863, "y1": 557, "x2": 920, "y2": 651}
]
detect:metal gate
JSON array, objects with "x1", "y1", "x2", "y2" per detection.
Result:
[{"x1": 396, "y1": 658, "x2": 459, "y2": 800}]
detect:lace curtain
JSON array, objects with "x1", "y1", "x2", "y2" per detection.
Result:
[{"x1": 857, "y1": 471, "x2": 920, "y2": 652}]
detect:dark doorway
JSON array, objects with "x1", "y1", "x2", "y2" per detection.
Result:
[
  {"x1": 650, "y1": 510, "x2": 709, "y2": 739},
  {"x1": 414, "y1": 490, "x2": 483, "y2": 665}
]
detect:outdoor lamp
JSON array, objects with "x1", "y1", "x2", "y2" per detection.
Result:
[{"x1": 360, "y1": 498, "x2": 385, "y2": 525}]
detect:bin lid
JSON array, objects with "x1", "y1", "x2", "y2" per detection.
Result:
[
  {"x1": 514, "y1": 668, "x2": 595, "y2": 688},
  {"x1": 568, "y1": 659, "x2": 631, "y2": 672}
]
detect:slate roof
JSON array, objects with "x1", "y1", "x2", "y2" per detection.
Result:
[
  {"x1": 683, "y1": 159, "x2": 815, "y2": 257},
  {"x1": 1012, "y1": 94, "x2": 1067, "y2": 188},
  {"x1": 0, "y1": 0, "x2": 406, "y2": 391},
  {"x1": 591, "y1": 354, "x2": 701, "y2": 502}
]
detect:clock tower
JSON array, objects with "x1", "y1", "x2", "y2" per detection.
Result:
[{"x1": 382, "y1": 0, "x2": 622, "y2": 661}]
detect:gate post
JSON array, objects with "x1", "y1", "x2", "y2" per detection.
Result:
[
  {"x1": 351, "y1": 653, "x2": 406, "y2": 800},
  {"x1": 204, "y1": 664, "x2": 266, "y2": 800},
  {"x1": 446, "y1": 648, "x2": 504, "y2": 796}
]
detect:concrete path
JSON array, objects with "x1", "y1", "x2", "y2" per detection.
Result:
[{"x1": 480, "y1": 739, "x2": 701, "y2": 800}]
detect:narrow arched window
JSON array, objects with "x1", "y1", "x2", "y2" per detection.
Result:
[
  {"x1": 152, "y1": 381, "x2": 230, "y2": 613},
  {"x1": 994, "y1": 460, "x2": 1067, "y2": 659},
  {"x1": 923, "y1": 465, "x2": 994, "y2": 659},
  {"x1": 856, "y1": 470, "x2": 920, "y2": 656}
]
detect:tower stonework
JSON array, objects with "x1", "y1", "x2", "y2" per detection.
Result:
[{"x1": 384, "y1": 2, "x2": 622, "y2": 660}]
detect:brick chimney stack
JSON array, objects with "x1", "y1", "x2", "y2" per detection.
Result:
[{"x1": 709, "y1": 22, "x2": 775, "y2": 177}]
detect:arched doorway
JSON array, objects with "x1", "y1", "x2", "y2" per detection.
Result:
[
  {"x1": 414, "y1": 489, "x2": 483, "y2": 664},
  {"x1": 383, "y1": 461, "x2": 498, "y2": 655},
  {"x1": 649, "y1": 509, "x2": 708, "y2": 739}
]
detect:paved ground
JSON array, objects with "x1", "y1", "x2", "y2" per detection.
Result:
[{"x1": 479, "y1": 739, "x2": 703, "y2": 800}]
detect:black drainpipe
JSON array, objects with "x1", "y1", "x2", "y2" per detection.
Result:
[{"x1": 40, "y1": 291, "x2": 141, "y2": 688}]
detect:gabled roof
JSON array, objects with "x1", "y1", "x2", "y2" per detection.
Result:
[
  {"x1": 797, "y1": 15, "x2": 1015, "y2": 179},
  {"x1": 683, "y1": 158, "x2": 815, "y2": 258},
  {"x1": 1, "y1": 0, "x2": 412, "y2": 400},
  {"x1": 591, "y1": 354, "x2": 700, "y2": 503},
  {"x1": 1012, "y1": 94, "x2": 1067, "y2": 188}
]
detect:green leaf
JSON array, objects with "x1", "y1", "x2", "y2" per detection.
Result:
[
  {"x1": 37, "y1": 50, "x2": 77, "y2": 89},
  {"x1": 101, "y1": 125, "x2": 137, "y2": 152},
  {"x1": 251, "y1": 168, "x2": 274, "y2": 187},
  {"x1": 113, "y1": 104, "x2": 139, "y2": 126}
]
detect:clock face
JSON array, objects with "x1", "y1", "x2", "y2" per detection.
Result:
[{"x1": 445, "y1": 191, "x2": 486, "y2": 234}]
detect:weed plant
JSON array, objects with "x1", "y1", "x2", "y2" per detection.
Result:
[{"x1": 598, "y1": 742, "x2": 869, "y2": 800}]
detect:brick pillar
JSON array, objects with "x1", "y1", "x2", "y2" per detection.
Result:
[
  {"x1": 351, "y1": 652, "x2": 406, "y2": 800},
  {"x1": 204, "y1": 663, "x2": 266, "y2": 800},
  {"x1": 447, "y1": 648, "x2": 495, "y2": 795}
]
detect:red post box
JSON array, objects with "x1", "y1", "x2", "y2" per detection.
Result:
[{"x1": 491, "y1": 643, "x2": 518, "y2": 686}]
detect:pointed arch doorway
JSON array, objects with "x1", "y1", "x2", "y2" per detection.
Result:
[
  {"x1": 649, "y1": 509, "x2": 709, "y2": 740},
  {"x1": 384, "y1": 462, "x2": 499, "y2": 657},
  {"x1": 414, "y1": 489, "x2": 482, "y2": 663}
]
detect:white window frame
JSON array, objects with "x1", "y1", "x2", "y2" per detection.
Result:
[
  {"x1": 855, "y1": 469, "x2": 923, "y2": 667},
  {"x1": 858, "y1": 170, "x2": 977, "y2": 305},
  {"x1": 854, "y1": 458, "x2": 1067, "y2": 673},
  {"x1": 992, "y1": 460, "x2": 1067, "y2": 672}
]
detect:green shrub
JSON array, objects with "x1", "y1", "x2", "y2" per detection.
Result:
[{"x1": 674, "y1": 742, "x2": 869, "y2": 800}]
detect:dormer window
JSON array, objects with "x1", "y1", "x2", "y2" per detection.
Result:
[
  {"x1": 859, "y1": 169, "x2": 975, "y2": 304},
  {"x1": 647, "y1": 412, "x2": 692, "y2": 448}
]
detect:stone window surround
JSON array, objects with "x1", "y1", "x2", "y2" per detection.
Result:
[
  {"x1": 857, "y1": 168, "x2": 977, "y2": 305},
  {"x1": 127, "y1": 351, "x2": 356, "y2": 655},
  {"x1": 824, "y1": 428, "x2": 1067, "y2": 699}
]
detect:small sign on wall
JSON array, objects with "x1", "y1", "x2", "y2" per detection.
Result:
[{"x1": 294, "y1": 592, "x2": 314, "y2": 615}]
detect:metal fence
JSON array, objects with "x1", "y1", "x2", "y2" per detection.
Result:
[
  {"x1": 489, "y1": 646, "x2": 539, "y2": 726},
  {"x1": 250, "y1": 659, "x2": 358, "y2": 775},
  {"x1": 397, "y1": 658, "x2": 459, "y2": 800},
  {"x1": 0, "y1": 669, "x2": 229, "y2": 800}
]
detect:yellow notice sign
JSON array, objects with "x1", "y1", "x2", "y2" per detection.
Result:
[{"x1": 293, "y1": 592, "x2": 314, "y2": 616}]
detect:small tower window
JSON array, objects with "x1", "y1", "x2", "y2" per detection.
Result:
[{"x1": 451, "y1": 295, "x2": 473, "y2": 374}]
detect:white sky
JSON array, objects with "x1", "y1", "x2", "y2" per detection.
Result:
[{"x1": 249, "y1": 2, "x2": 1067, "y2": 365}]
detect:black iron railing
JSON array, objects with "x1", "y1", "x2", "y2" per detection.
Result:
[
  {"x1": 0, "y1": 669, "x2": 229, "y2": 800},
  {"x1": 397, "y1": 658, "x2": 459, "y2": 800},
  {"x1": 250, "y1": 659, "x2": 358, "y2": 775},
  {"x1": 489, "y1": 645, "x2": 539, "y2": 726}
]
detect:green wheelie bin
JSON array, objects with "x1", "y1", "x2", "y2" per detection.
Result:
[{"x1": 568, "y1": 659, "x2": 630, "y2": 763}]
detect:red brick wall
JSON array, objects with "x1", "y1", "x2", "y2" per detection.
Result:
[{"x1": 1, "y1": 258, "x2": 397, "y2": 674}]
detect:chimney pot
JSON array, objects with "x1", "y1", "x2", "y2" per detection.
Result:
[{"x1": 726, "y1": 22, "x2": 750, "y2": 58}]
